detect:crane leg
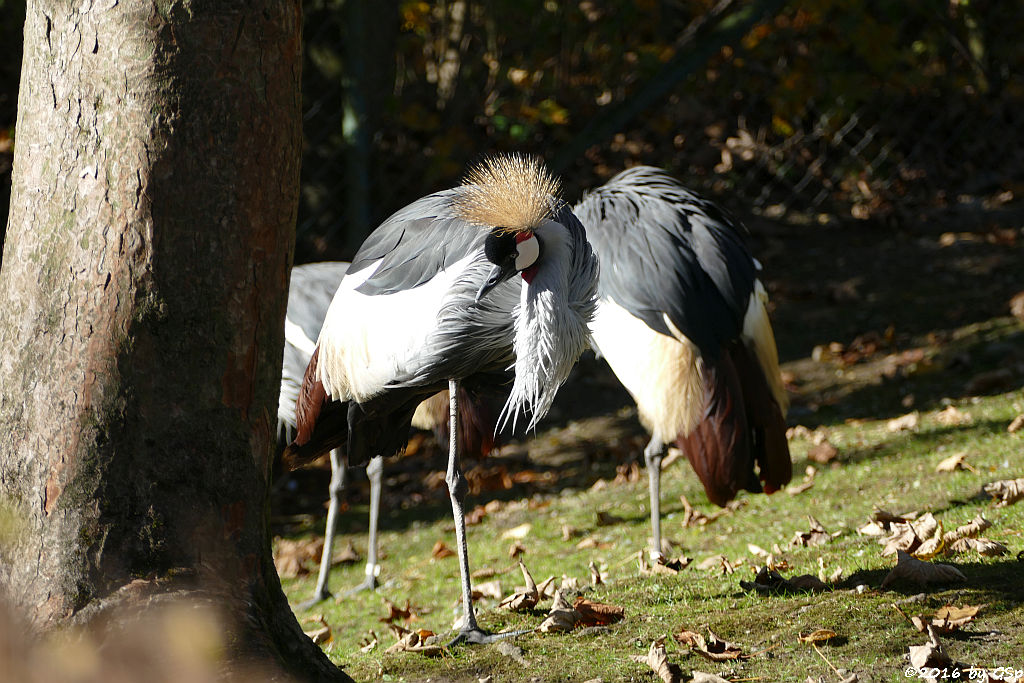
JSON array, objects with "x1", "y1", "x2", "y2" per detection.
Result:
[
  {"x1": 644, "y1": 437, "x2": 667, "y2": 562},
  {"x1": 301, "y1": 447, "x2": 348, "y2": 608},
  {"x1": 346, "y1": 455, "x2": 383, "y2": 594},
  {"x1": 445, "y1": 379, "x2": 527, "y2": 646}
]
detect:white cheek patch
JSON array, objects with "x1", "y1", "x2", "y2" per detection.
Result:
[{"x1": 514, "y1": 234, "x2": 540, "y2": 271}]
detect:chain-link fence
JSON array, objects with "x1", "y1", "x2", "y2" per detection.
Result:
[{"x1": 296, "y1": 0, "x2": 1023, "y2": 263}]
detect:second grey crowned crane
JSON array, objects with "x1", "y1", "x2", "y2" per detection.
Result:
[
  {"x1": 284, "y1": 154, "x2": 599, "y2": 645},
  {"x1": 573, "y1": 166, "x2": 791, "y2": 561},
  {"x1": 279, "y1": 261, "x2": 497, "y2": 606}
]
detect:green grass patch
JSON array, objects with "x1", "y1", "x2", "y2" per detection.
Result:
[{"x1": 278, "y1": 320, "x2": 1024, "y2": 682}]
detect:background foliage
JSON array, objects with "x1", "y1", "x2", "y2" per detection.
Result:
[{"x1": 2, "y1": 0, "x2": 1022, "y2": 261}]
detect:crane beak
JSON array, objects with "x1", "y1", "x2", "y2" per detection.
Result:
[{"x1": 476, "y1": 261, "x2": 517, "y2": 302}]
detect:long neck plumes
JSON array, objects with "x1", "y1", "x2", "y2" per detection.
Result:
[{"x1": 499, "y1": 213, "x2": 599, "y2": 431}]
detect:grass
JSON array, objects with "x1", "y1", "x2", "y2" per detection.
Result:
[{"x1": 276, "y1": 316, "x2": 1024, "y2": 682}]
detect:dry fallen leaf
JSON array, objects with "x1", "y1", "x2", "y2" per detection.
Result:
[
  {"x1": 359, "y1": 630, "x2": 378, "y2": 653},
  {"x1": 748, "y1": 543, "x2": 770, "y2": 558},
  {"x1": 384, "y1": 629, "x2": 442, "y2": 656},
  {"x1": 881, "y1": 550, "x2": 967, "y2": 588},
  {"x1": 887, "y1": 412, "x2": 920, "y2": 432},
  {"x1": 1008, "y1": 414, "x2": 1024, "y2": 433},
  {"x1": 575, "y1": 537, "x2": 599, "y2": 550},
  {"x1": 499, "y1": 560, "x2": 540, "y2": 612},
  {"x1": 787, "y1": 480, "x2": 815, "y2": 495},
  {"x1": 1011, "y1": 291, "x2": 1024, "y2": 321},
  {"x1": 559, "y1": 575, "x2": 581, "y2": 592},
  {"x1": 680, "y1": 494, "x2": 724, "y2": 526},
  {"x1": 881, "y1": 513, "x2": 942, "y2": 557},
  {"x1": 465, "y1": 504, "x2": 488, "y2": 526},
  {"x1": 613, "y1": 461, "x2": 642, "y2": 484},
  {"x1": 472, "y1": 579, "x2": 503, "y2": 601},
  {"x1": 798, "y1": 629, "x2": 837, "y2": 643},
  {"x1": 573, "y1": 596, "x2": 625, "y2": 626},
  {"x1": 589, "y1": 561, "x2": 603, "y2": 586},
  {"x1": 935, "y1": 405, "x2": 973, "y2": 427},
  {"x1": 791, "y1": 516, "x2": 833, "y2": 547},
  {"x1": 907, "y1": 626, "x2": 951, "y2": 671},
  {"x1": 630, "y1": 637, "x2": 683, "y2": 683},
  {"x1": 379, "y1": 598, "x2": 419, "y2": 624},
  {"x1": 807, "y1": 440, "x2": 840, "y2": 464},
  {"x1": 930, "y1": 604, "x2": 980, "y2": 633},
  {"x1": 948, "y1": 537, "x2": 1009, "y2": 557},
  {"x1": 739, "y1": 566, "x2": 829, "y2": 594},
  {"x1": 431, "y1": 540, "x2": 456, "y2": 560},
  {"x1": 942, "y1": 514, "x2": 992, "y2": 545},
  {"x1": 508, "y1": 541, "x2": 527, "y2": 559},
  {"x1": 639, "y1": 554, "x2": 692, "y2": 576},
  {"x1": 303, "y1": 615, "x2": 332, "y2": 645},
  {"x1": 596, "y1": 510, "x2": 624, "y2": 526},
  {"x1": 696, "y1": 555, "x2": 732, "y2": 573},
  {"x1": 537, "y1": 590, "x2": 581, "y2": 633},
  {"x1": 501, "y1": 523, "x2": 532, "y2": 540},
  {"x1": 935, "y1": 452, "x2": 976, "y2": 473},
  {"x1": 675, "y1": 627, "x2": 747, "y2": 661},
  {"x1": 984, "y1": 478, "x2": 1024, "y2": 507}
]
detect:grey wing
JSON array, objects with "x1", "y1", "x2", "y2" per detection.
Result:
[
  {"x1": 286, "y1": 261, "x2": 350, "y2": 342},
  {"x1": 574, "y1": 166, "x2": 756, "y2": 353},
  {"x1": 348, "y1": 190, "x2": 488, "y2": 296},
  {"x1": 279, "y1": 261, "x2": 350, "y2": 436}
]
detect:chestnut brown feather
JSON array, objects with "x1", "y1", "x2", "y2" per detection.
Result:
[{"x1": 284, "y1": 347, "x2": 348, "y2": 471}]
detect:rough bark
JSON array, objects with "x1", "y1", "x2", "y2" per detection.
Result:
[{"x1": 0, "y1": 2, "x2": 350, "y2": 680}]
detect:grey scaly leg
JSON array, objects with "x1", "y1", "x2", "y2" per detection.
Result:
[
  {"x1": 301, "y1": 447, "x2": 347, "y2": 608},
  {"x1": 644, "y1": 437, "x2": 667, "y2": 562},
  {"x1": 446, "y1": 379, "x2": 529, "y2": 646},
  {"x1": 346, "y1": 455, "x2": 382, "y2": 593}
]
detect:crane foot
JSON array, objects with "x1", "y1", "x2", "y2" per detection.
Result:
[
  {"x1": 296, "y1": 589, "x2": 333, "y2": 611},
  {"x1": 343, "y1": 575, "x2": 378, "y2": 596},
  {"x1": 447, "y1": 625, "x2": 531, "y2": 647}
]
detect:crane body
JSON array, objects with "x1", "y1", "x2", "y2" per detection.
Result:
[
  {"x1": 285, "y1": 155, "x2": 599, "y2": 643},
  {"x1": 279, "y1": 262, "x2": 498, "y2": 605},
  {"x1": 574, "y1": 166, "x2": 790, "y2": 559}
]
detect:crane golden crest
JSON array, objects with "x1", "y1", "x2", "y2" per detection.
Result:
[{"x1": 452, "y1": 154, "x2": 561, "y2": 233}]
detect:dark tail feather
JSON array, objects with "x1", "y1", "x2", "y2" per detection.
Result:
[
  {"x1": 417, "y1": 388, "x2": 500, "y2": 459},
  {"x1": 676, "y1": 350, "x2": 760, "y2": 507},
  {"x1": 456, "y1": 386, "x2": 498, "y2": 458},
  {"x1": 283, "y1": 346, "x2": 348, "y2": 471},
  {"x1": 730, "y1": 341, "x2": 792, "y2": 493}
]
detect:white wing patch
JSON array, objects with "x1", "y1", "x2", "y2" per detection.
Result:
[
  {"x1": 316, "y1": 255, "x2": 475, "y2": 402},
  {"x1": 590, "y1": 298, "x2": 705, "y2": 443}
]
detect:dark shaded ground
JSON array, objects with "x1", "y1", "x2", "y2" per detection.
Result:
[{"x1": 271, "y1": 204, "x2": 1024, "y2": 536}]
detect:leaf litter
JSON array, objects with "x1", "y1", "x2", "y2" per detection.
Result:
[
  {"x1": 984, "y1": 478, "x2": 1024, "y2": 507},
  {"x1": 880, "y1": 550, "x2": 966, "y2": 588},
  {"x1": 630, "y1": 637, "x2": 684, "y2": 683}
]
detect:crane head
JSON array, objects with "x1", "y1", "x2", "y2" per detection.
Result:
[{"x1": 477, "y1": 229, "x2": 542, "y2": 301}]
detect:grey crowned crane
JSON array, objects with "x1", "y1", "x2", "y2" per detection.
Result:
[
  {"x1": 278, "y1": 261, "x2": 497, "y2": 606},
  {"x1": 573, "y1": 166, "x2": 791, "y2": 561},
  {"x1": 284, "y1": 154, "x2": 599, "y2": 644}
]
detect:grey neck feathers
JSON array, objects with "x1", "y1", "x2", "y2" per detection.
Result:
[{"x1": 499, "y1": 216, "x2": 599, "y2": 431}]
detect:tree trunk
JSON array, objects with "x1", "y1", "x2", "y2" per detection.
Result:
[{"x1": 0, "y1": 2, "x2": 350, "y2": 680}]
